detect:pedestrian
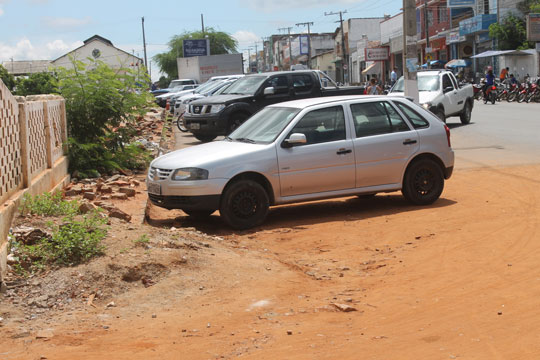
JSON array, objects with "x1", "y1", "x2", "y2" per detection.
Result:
[
  {"x1": 367, "y1": 78, "x2": 383, "y2": 95},
  {"x1": 390, "y1": 67, "x2": 398, "y2": 86},
  {"x1": 500, "y1": 67, "x2": 509, "y2": 81}
]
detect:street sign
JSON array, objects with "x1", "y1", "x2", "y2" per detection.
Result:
[
  {"x1": 425, "y1": 53, "x2": 433, "y2": 61},
  {"x1": 365, "y1": 47, "x2": 390, "y2": 61},
  {"x1": 343, "y1": 64, "x2": 348, "y2": 70},
  {"x1": 527, "y1": 14, "x2": 540, "y2": 42},
  {"x1": 183, "y1": 39, "x2": 210, "y2": 58}
]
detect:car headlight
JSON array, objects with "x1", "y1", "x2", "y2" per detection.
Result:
[
  {"x1": 422, "y1": 102, "x2": 432, "y2": 110},
  {"x1": 171, "y1": 168, "x2": 209, "y2": 181},
  {"x1": 209, "y1": 104, "x2": 226, "y2": 113}
]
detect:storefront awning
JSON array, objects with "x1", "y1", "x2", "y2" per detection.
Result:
[{"x1": 471, "y1": 50, "x2": 533, "y2": 58}]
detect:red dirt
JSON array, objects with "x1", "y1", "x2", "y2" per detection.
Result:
[{"x1": 2, "y1": 164, "x2": 540, "y2": 359}]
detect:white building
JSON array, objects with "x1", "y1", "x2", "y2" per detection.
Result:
[{"x1": 51, "y1": 35, "x2": 143, "y2": 70}]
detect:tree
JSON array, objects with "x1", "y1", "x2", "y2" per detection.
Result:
[
  {"x1": 16, "y1": 72, "x2": 58, "y2": 96},
  {"x1": 0, "y1": 64, "x2": 16, "y2": 91},
  {"x1": 157, "y1": 75, "x2": 170, "y2": 89},
  {"x1": 154, "y1": 27, "x2": 238, "y2": 78},
  {"x1": 518, "y1": 0, "x2": 540, "y2": 14},
  {"x1": 489, "y1": 14, "x2": 534, "y2": 50},
  {"x1": 55, "y1": 58, "x2": 153, "y2": 177}
]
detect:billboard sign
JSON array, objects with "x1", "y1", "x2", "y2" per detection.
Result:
[
  {"x1": 448, "y1": 0, "x2": 475, "y2": 8},
  {"x1": 183, "y1": 39, "x2": 210, "y2": 58},
  {"x1": 365, "y1": 47, "x2": 390, "y2": 61},
  {"x1": 527, "y1": 13, "x2": 540, "y2": 42},
  {"x1": 299, "y1": 35, "x2": 309, "y2": 55}
]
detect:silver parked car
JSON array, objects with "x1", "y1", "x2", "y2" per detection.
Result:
[{"x1": 147, "y1": 96, "x2": 454, "y2": 229}]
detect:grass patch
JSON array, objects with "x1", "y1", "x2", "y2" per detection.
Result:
[
  {"x1": 133, "y1": 234, "x2": 150, "y2": 247},
  {"x1": 19, "y1": 191, "x2": 79, "y2": 217}
]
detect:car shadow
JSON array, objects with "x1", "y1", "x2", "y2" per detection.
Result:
[
  {"x1": 446, "y1": 122, "x2": 473, "y2": 129},
  {"x1": 146, "y1": 194, "x2": 457, "y2": 236}
]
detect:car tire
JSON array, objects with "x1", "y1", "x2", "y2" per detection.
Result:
[
  {"x1": 193, "y1": 134, "x2": 217, "y2": 142},
  {"x1": 460, "y1": 101, "x2": 472, "y2": 125},
  {"x1": 434, "y1": 107, "x2": 446, "y2": 123},
  {"x1": 220, "y1": 180, "x2": 269, "y2": 230},
  {"x1": 176, "y1": 116, "x2": 188, "y2": 132},
  {"x1": 402, "y1": 159, "x2": 444, "y2": 205},
  {"x1": 183, "y1": 209, "x2": 215, "y2": 218},
  {"x1": 228, "y1": 114, "x2": 248, "y2": 134}
]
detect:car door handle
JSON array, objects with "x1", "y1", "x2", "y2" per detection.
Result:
[
  {"x1": 337, "y1": 148, "x2": 352, "y2": 155},
  {"x1": 403, "y1": 139, "x2": 417, "y2": 145}
]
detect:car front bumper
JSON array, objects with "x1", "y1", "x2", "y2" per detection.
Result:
[
  {"x1": 146, "y1": 177, "x2": 227, "y2": 210},
  {"x1": 183, "y1": 112, "x2": 228, "y2": 136}
]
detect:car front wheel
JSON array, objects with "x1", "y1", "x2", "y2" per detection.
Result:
[
  {"x1": 402, "y1": 159, "x2": 444, "y2": 205},
  {"x1": 220, "y1": 180, "x2": 269, "y2": 230}
]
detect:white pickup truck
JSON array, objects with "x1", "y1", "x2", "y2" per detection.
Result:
[{"x1": 390, "y1": 70, "x2": 474, "y2": 124}]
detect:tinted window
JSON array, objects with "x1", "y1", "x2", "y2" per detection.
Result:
[
  {"x1": 350, "y1": 102, "x2": 410, "y2": 138},
  {"x1": 394, "y1": 102, "x2": 430, "y2": 129},
  {"x1": 442, "y1": 74, "x2": 453, "y2": 90},
  {"x1": 292, "y1": 74, "x2": 314, "y2": 93},
  {"x1": 289, "y1": 106, "x2": 345, "y2": 145}
]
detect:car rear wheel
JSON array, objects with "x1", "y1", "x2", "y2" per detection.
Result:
[
  {"x1": 402, "y1": 159, "x2": 444, "y2": 205},
  {"x1": 220, "y1": 180, "x2": 269, "y2": 230},
  {"x1": 183, "y1": 209, "x2": 215, "y2": 218},
  {"x1": 460, "y1": 101, "x2": 471, "y2": 124},
  {"x1": 228, "y1": 114, "x2": 248, "y2": 134},
  {"x1": 193, "y1": 134, "x2": 217, "y2": 142}
]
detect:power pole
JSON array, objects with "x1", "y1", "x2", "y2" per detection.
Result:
[
  {"x1": 423, "y1": 0, "x2": 430, "y2": 64},
  {"x1": 403, "y1": 0, "x2": 419, "y2": 103},
  {"x1": 278, "y1": 27, "x2": 293, "y2": 68},
  {"x1": 325, "y1": 11, "x2": 347, "y2": 83},
  {"x1": 201, "y1": 14, "x2": 205, "y2": 35},
  {"x1": 141, "y1": 17, "x2": 148, "y2": 69},
  {"x1": 261, "y1": 37, "x2": 267, "y2": 71},
  {"x1": 296, "y1": 21, "x2": 313, "y2": 69},
  {"x1": 253, "y1": 43, "x2": 259, "y2": 73}
]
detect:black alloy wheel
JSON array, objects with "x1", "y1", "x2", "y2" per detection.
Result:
[
  {"x1": 402, "y1": 159, "x2": 444, "y2": 205},
  {"x1": 220, "y1": 180, "x2": 269, "y2": 230}
]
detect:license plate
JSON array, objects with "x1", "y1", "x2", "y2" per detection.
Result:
[
  {"x1": 147, "y1": 182, "x2": 161, "y2": 195},
  {"x1": 190, "y1": 123, "x2": 200, "y2": 130}
]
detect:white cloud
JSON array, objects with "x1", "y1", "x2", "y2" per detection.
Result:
[
  {"x1": 0, "y1": 38, "x2": 83, "y2": 62},
  {"x1": 239, "y1": 0, "x2": 358, "y2": 12},
  {"x1": 41, "y1": 16, "x2": 92, "y2": 30},
  {"x1": 232, "y1": 30, "x2": 260, "y2": 48}
]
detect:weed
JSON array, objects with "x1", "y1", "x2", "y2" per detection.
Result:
[
  {"x1": 19, "y1": 191, "x2": 79, "y2": 217},
  {"x1": 133, "y1": 234, "x2": 150, "y2": 247}
]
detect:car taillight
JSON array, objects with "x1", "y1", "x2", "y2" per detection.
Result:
[{"x1": 444, "y1": 124, "x2": 451, "y2": 147}]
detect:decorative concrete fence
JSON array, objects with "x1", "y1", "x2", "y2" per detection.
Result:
[{"x1": 0, "y1": 80, "x2": 70, "y2": 286}]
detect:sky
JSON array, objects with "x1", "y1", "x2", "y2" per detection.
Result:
[{"x1": 0, "y1": 0, "x2": 403, "y2": 80}]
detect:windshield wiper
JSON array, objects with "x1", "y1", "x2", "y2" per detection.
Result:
[
  {"x1": 226, "y1": 92, "x2": 246, "y2": 95},
  {"x1": 234, "y1": 137, "x2": 255, "y2": 143},
  {"x1": 224, "y1": 136, "x2": 233, "y2": 141}
]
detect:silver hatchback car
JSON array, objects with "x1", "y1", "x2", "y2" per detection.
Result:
[{"x1": 147, "y1": 96, "x2": 454, "y2": 229}]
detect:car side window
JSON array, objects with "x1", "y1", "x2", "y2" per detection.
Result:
[
  {"x1": 289, "y1": 106, "x2": 345, "y2": 145},
  {"x1": 442, "y1": 74, "x2": 453, "y2": 90},
  {"x1": 266, "y1": 75, "x2": 289, "y2": 93},
  {"x1": 394, "y1": 102, "x2": 430, "y2": 129},
  {"x1": 292, "y1": 74, "x2": 314, "y2": 93},
  {"x1": 350, "y1": 101, "x2": 410, "y2": 138}
]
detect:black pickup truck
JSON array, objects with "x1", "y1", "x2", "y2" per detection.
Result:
[{"x1": 183, "y1": 70, "x2": 365, "y2": 142}]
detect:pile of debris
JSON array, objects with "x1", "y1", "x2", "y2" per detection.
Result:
[{"x1": 64, "y1": 174, "x2": 143, "y2": 222}]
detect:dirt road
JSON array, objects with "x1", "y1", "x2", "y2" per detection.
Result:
[{"x1": 2, "y1": 162, "x2": 540, "y2": 359}]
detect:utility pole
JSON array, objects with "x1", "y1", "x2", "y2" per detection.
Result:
[
  {"x1": 423, "y1": 0, "x2": 430, "y2": 64},
  {"x1": 201, "y1": 14, "x2": 205, "y2": 35},
  {"x1": 325, "y1": 11, "x2": 347, "y2": 83},
  {"x1": 278, "y1": 27, "x2": 293, "y2": 68},
  {"x1": 296, "y1": 21, "x2": 313, "y2": 69},
  {"x1": 403, "y1": 0, "x2": 419, "y2": 103},
  {"x1": 141, "y1": 17, "x2": 148, "y2": 69},
  {"x1": 261, "y1": 37, "x2": 267, "y2": 71}
]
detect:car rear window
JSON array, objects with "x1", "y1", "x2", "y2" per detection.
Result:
[{"x1": 393, "y1": 102, "x2": 430, "y2": 129}]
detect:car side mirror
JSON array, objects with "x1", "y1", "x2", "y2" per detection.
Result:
[
  {"x1": 443, "y1": 86, "x2": 454, "y2": 93},
  {"x1": 263, "y1": 87, "x2": 275, "y2": 95},
  {"x1": 282, "y1": 133, "x2": 307, "y2": 148}
]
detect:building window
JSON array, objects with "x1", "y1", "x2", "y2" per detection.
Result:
[
  {"x1": 439, "y1": 7, "x2": 448, "y2": 23},
  {"x1": 427, "y1": 10, "x2": 434, "y2": 27}
]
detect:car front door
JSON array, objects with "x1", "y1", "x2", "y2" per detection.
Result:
[
  {"x1": 442, "y1": 74, "x2": 458, "y2": 114},
  {"x1": 349, "y1": 100, "x2": 419, "y2": 188},
  {"x1": 276, "y1": 105, "x2": 355, "y2": 197},
  {"x1": 257, "y1": 75, "x2": 291, "y2": 109}
]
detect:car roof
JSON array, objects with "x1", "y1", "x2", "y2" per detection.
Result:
[{"x1": 267, "y1": 95, "x2": 408, "y2": 109}]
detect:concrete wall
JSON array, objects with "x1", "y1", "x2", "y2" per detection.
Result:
[
  {"x1": 345, "y1": 18, "x2": 385, "y2": 54},
  {"x1": 380, "y1": 13, "x2": 403, "y2": 45},
  {"x1": 0, "y1": 82, "x2": 70, "y2": 286}
]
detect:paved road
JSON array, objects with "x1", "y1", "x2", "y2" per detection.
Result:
[{"x1": 173, "y1": 101, "x2": 540, "y2": 169}]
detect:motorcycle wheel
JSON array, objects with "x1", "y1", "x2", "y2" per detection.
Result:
[
  {"x1": 491, "y1": 93, "x2": 496, "y2": 104},
  {"x1": 507, "y1": 93, "x2": 515, "y2": 102},
  {"x1": 499, "y1": 92, "x2": 507, "y2": 102},
  {"x1": 517, "y1": 93, "x2": 526, "y2": 103},
  {"x1": 176, "y1": 116, "x2": 189, "y2": 132}
]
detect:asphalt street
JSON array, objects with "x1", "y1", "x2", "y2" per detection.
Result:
[{"x1": 173, "y1": 101, "x2": 540, "y2": 170}]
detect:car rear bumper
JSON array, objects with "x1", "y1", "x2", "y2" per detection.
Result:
[{"x1": 444, "y1": 166, "x2": 453, "y2": 179}]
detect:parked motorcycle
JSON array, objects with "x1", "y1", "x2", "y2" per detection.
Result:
[
  {"x1": 517, "y1": 81, "x2": 530, "y2": 103},
  {"x1": 526, "y1": 81, "x2": 539, "y2": 103}
]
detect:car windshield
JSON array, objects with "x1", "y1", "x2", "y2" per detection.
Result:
[
  {"x1": 195, "y1": 80, "x2": 224, "y2": 95},
  {"x1": 228, "y1": 107, "x2": 300, "y2": 144},
  {"x1": 221, "y1": 76, "x2": 267, "y2": 95},
  {"x1": 392, "y1": 75, "x2": 440, "y2": 92}
]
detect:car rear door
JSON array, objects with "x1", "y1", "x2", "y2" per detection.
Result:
[
  {"x1": 276, "y1": 105, "x2": 355, "y2": 197},
  {"x1": 349, "y1": 100, "x2": 419, "y2": 188}
]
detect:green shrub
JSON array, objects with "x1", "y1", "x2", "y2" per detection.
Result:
[
  {"x1": 19, "y1": 191, "x2": 79, "y2": 216},
  {"x1": 133, "y1": 234, "x2": 150, "y2": 247}
]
